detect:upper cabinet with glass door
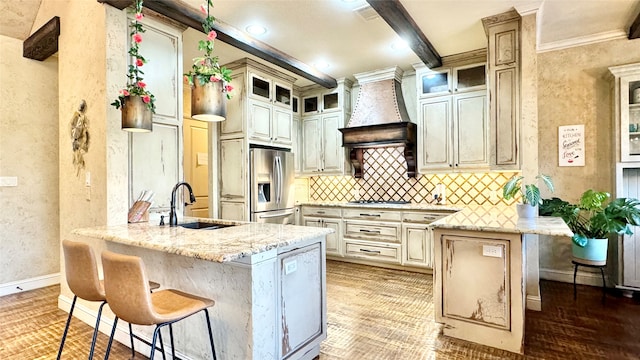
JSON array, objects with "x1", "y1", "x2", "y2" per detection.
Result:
[
  {"x1": 249, "y1": 71, "x2": 292, "y2": 109},
  {"x1": 610, "y1": 63, "x2": 640, "y2": 162},
  {"x1": 302, "y1": 89, "x2": 343, "y2": 114},
  {"x1": 417, "y1": 63, "x2": 486, "y2": 98}
]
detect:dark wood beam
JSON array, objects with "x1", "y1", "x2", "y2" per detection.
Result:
[
  {"x1": 98, "y1": 0, "x2": 337, "y2": 88},
  {"x1": 23, "y1": 16, "x2": 60, "y2": 61},
  {"x1": 629, "y1": 9, "x2": 640, "y2": 39},
  {"x1": 366, "y1": 0, "x2": 442, "y2": 69}
]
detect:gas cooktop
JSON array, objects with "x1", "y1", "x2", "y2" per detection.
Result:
[{"x1": 348, "y1": 200, "x2": 411, "y2": 205}]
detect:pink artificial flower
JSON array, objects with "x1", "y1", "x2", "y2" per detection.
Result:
[
  {"x1": 184, "y1": 75, "x2": 189, "y2": 83},
  {"x1": 137, "y1": 81, "x2": 146, "y2": 88},
  {"x1": 210, "y1": 75, "x2": 220, "y2": 82},
  {"x1": 120, "y1": 89, "x2": 130, "y2": 96},
  {"x1": 200, "y1": 59, "x2": 206, "y2": 66},
  {"x1": 142, "y1": 95, "x2": 151, "y2": 104},
  {"x1": 200, "y1": 4, "x2": 207, "y2": 14},
  {"x1": 225, "y1": 84, "x2": 234, "y2": 92},
  {"x1": 136, "y1": 58, "x2": 143, "y2": 67},
  {"x1": 135, "y1": 12, "x2": 144, "y2": 21},
  {"x1": 133, "y1": 33, "x2": 142, "y2": 43},
  {"x1": 207, "y1": 30, "x2": 217, "y2": 41}
]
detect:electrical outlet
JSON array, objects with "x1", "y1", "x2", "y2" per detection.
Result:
[
  {"x1": 0, "y1": 176, "x2": 18, "y2": 187},
  {"x1": 482, "y1": 244, "x2": 503, "y2": 258}
]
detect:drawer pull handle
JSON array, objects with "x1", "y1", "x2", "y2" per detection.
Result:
[
  {"x1": 359, "y1": 229, "x2": 381, "y2": 234},
  {"x1": 359, "y1": 248, "x2": 381, "y2": 254},
  {"x1": 359, "y1": 213, "x2": 381, "y2": 217},
  {"x1": 317, "y1": 211, "x2": 325, "y2": 214}
]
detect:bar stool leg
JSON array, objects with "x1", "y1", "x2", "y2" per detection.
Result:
[
  {"x1": 149, "y1": 326, "x2": 161, "y2": 360},
  {"x1": 88, "y1": 301, "x2": 107, "y2": 360},
  {"x1": 129, "y1": 323, "x2": 136, "y2": 358},
  {"x1": 573, "y1": 263, "x2": 579, "y2": 300},
  {"x1": 103, "y1": 317, "x2": 119, "y2": 360},
  {"x1": 158, "y1": 327, "x2": 167, "y2": 360},
  {"x1": 57, "y1": 295, "x2": 78, "y2": 360},
  {"x1": 204, "y1": 309, "x2": 217, "y2": 360},
  {"x1": 169, "y1": 323, "x2": 176, "y2": 359}
]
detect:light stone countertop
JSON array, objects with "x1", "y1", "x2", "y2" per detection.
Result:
[
  {"x1": 297, "y1": 202, "x2": 573, "y2": 237},
  {"x1": 72, "y1": 219, "x2": 334, "y2": 263}
]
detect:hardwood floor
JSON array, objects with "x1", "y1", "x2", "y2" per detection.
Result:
[{"x1": 1, "y1": 260, "x2": 639, "y2": 359}]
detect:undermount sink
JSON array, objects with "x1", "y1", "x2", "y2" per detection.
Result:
[{"x1": 179, "y1": 221, "x2": 233, "y2": 230}]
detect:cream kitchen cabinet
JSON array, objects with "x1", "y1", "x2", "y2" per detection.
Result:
[
  {"x1": 248, "y1": 99, "x2": 293, "y2": 147},
  {"x1": 417, "y1": 90, "x2": 489, "y2": 172},
  {"x1": 483, "y1": 12, "x2": 520, "y2": 170},
  {"x1": 301, "y1": 113, "x2": 346, "y2": 175},
  {"x1": 417, "y1": 62, "x2": 487, "y2": 99},
  {"x1": 610, "y1": 63, "x2": 640, "y2": 162},
  {"x1": 302, "y1": 206, "x2": 343, "y2": 256},
  {"x1": 292, "y1": 92, "x2": 303, "y2": 175},
  {"x1": 342, "y1": 208, "x2": 402, "y2": 265},
  {"x1": 221, "y1": 58, "x2": 296, "y2": 149},
  {"x1": 299, "y1": 79, "x2": 352, "y2": 176}
]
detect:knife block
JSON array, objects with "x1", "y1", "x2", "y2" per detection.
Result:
[{"x1": 128, "y1": 200, "x2": 151, "y2": 223}]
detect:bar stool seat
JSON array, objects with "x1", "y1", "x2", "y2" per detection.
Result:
[
  {"x1": 58, "y1": 240, "x2": 159, "y2": 360},
  {"x1": 101, "y1": 250, "x2": 217, "y2": 360}
]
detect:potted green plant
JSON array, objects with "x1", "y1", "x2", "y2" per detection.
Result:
[
  {"x1": 540, "y1": 190, "x2": 640, "y2": 265},
  {"x1": 111, "y1": 0, "x2": 156, "y2": 132},
  {"x1": 184, "y1": 0, "x2": 233, "y2": 122},
  {"x1": 502, "y1": 174, "x2": 554, "y2": 218}
]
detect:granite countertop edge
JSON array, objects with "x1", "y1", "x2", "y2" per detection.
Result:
[
  {"x1": 72, "y1": 220, "x2": 334, "y2": 263},
  {"x1": 296, "y1": 201, "x2": 573, "y2": 237}
]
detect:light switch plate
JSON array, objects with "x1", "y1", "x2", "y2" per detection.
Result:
[
  {"x1": 482, "y1": 244, "x2": 503, "y2": 258},
  {"x1": 0, "y1": 176, "x2": 18, "y2": 187},
  {"x1": 284, "y1": 260, "x2": 297, "y2": 275}
]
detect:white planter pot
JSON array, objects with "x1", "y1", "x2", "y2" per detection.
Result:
[{"x1": 516, "y1": 203, "x2": 538, "y2": 218}]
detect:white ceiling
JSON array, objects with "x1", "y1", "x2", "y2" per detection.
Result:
[{"x1": 2, "y1": 0, "x2": 639, "y2": 87}]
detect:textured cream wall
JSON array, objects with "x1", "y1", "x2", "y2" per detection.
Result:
[
  {"x1": 538, "y1": 38, "x2": 640, "y2": 275},
  {"x1": 0, "y1": 35, "x2": 59, "y2": 284}
]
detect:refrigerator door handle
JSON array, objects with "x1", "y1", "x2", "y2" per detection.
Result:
[
  {"x1": 276, "y1": 155, "x2": 283, "y2": 205},
  {"x1": 258, "y1": 209, "x2": 295, "y2": 219}
]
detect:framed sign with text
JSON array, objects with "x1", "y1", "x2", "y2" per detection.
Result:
[{"x1": 558, "y1": 125, "x2": 585, "y2": 166}]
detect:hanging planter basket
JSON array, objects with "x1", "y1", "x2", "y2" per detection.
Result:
[
  {"x1": 191, "y1": 77, "x2": 227, "y2": 122},
  {"x1": 121, "y1": 95, "x2": 152, "y2": 132}
]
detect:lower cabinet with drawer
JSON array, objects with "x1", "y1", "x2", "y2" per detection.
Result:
[
  {"x1": 301, "y1": 205, "x2": 456, "y2": 272},
  {"x1": 342, "y1": 208, "x2": 402, "y2": 265},
  {"x1": 302, "y1": 206, "x2": 343, "y2": 256}
]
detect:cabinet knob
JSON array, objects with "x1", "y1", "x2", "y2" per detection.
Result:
[{"x1": 449, "y1": 164, "x2": 453, "y2": 167}]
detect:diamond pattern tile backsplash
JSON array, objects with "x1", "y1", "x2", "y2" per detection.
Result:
[{"x1": 310, "y1": 147, "x2": 519, "y2": 206}]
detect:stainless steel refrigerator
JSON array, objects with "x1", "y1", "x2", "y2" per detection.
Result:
[{"x1": 250, "y1": 148, "x2": 296, "y2": 224}]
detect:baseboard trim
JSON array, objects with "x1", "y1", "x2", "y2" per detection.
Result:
[
  {"x1": 57, "y1": 294, "x2": 193, "y2": 359},
  {"x1": 526, "y1": 295, "x2": 541, "y2": 311},
  {"x1": 540, "y1": 268, "x2": 609, "y2": 287},
  {"x1": 0, "y1": 273, "x2": 60, "y2": 297}
]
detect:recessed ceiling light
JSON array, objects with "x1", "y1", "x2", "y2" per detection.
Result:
[
  {"x1": 391, "y1": 39, "x2": 409, "y2": 50},
  {"x1": 312, "y1": 61, "x2": 331, "y2": 70},
  {"x1": 246, "y1": 24, "x2": 267, "y2": 36}
]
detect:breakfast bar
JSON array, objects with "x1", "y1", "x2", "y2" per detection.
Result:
[
  {"x1": 70, "y1": 220, "x2": 333, "y2": 360},
  {"x1": 430, "y1": 205, "x2": 573, "y2": 354}
]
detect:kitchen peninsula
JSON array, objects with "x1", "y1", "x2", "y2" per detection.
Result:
[
  {"x1": 430, "y1": 205, "x2": 573, "y2": 354},
  {"x1": 70, "y1": 220, "x2": 333, "y2": 360}
]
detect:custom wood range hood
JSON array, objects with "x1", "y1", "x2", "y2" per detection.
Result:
[{"x1": 339, "y1": 67, "x2": 417, "y2": 178}]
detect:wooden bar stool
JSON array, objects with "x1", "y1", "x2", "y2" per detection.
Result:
[
  {"x1": 58, "y1": 240, "x2": 159, "y2": 359},
  {"x1": 101, "y1": 250, "x2": 217, "y2": 360}
]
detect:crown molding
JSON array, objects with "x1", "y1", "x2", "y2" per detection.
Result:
[{"x1": 537, "y1": 30, "x2": 628, "y2": 53}]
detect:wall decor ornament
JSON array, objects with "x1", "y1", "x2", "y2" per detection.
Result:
[
  {"x1": 110, "y1": 0, "x2": 155, "y2": 132},
  {"x1": 184, "y1": 0, "x2": 234, "y2": 122},
  {"x1": 558, "y1": 125, "x2": 585, "y2": 166},
  {"x1": 70, "y1": 100, "x2": 90, "y2": 176}
]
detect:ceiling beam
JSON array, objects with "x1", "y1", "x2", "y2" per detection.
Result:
[
  {"x1": 23, "y1": 16, "x2": 60, "y2": 61},
  {"x1": 629, "y1": 9, "x2": 640, "y2": 39},
  {"x1": 366, "y1": 0, "x2": 442, "y2": 69},
  {"x1": 98, "y1": 0, "x2": 337, "y2": 88}
]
